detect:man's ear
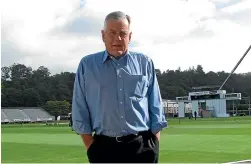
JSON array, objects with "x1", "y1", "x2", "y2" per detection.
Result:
[
  {"x1": 101, "y1": 30, "x2": 105, "y2": 42},
  {"x1": 129, "y1": 32, "x2": 132, "y2": 43}
]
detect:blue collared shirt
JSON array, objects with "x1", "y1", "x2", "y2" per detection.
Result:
[{"x1": 72, "y1": 50, "x2": 167, "y2": 137}]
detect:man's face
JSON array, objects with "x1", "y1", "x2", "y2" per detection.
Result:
[{"x1": 102, "y1": 18, "x2": 132, "y2": 57}]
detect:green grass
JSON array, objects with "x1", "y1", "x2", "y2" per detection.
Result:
[{"x1": 1, "y1": 116, "x2": 251, "y2": 163}]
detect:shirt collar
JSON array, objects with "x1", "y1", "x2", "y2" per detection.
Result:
[{"x1": 101, "y1": 50, "x2": 130, "y2": 64}]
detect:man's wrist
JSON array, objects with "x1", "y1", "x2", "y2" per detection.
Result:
[
  {"x1": 86, "y1": 139, "x2": 94, "y2": 150},
  {"x1": 80, "y1": 134, "x2": 94, "y2": 149},
  {"x1": 154, "y1": 131, "x2": 160, "y2": 141}
]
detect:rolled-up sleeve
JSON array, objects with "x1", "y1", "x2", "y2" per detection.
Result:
[
  {"x1": 72, "y1": 58, "x2": 92, "y2": 134},
  {"x1": 148, "y1": 59, "x2": 168, "y2": 133}
]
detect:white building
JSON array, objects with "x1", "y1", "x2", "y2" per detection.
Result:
[
  {"x1": 176, "y1": 90, "x2": 241, "y2": 118},
  {"x1": 162, "y1": 99, "x2": 192, "y2": 116}
]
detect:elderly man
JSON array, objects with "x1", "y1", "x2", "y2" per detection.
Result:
[{"x1": 72, "y1": 11, "x2": 167, "y2": 163}]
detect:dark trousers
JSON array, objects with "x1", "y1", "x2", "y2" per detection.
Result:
[{"x1": 87, "y1": 130, "x2": 159, "y2": 163}]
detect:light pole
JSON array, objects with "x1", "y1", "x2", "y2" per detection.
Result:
[{"x1": 218, "y1": 45, "x2": 251, "y2": 90}]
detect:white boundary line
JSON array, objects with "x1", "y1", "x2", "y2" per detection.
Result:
[{"x1": 224, "y1": 159, "x2": 251, "y2": 164}]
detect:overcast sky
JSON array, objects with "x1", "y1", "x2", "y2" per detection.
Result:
[{"x1": 1, "y1": 0, "x2": 251, "y2": 74}]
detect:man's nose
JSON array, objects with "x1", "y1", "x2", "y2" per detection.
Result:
[{"x1": 115, "y1": 34, "x2": 122, "y2": 41}]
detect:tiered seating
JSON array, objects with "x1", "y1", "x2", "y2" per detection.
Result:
[
  {"x1": 1, "y1": 107, "x2": 54, "y2": 123},
  {"x1": 2, "y1": 108, "x2": 28, "y2": 122},
  {"x1": 1, "y1": 110, "x2": 11, "y2": 123},
  {"x1": 22, "y1": 108, "x2": 54, "y2": 121},
  {"x1": 19, "y1": 110, "x2": 32, "y2": 122}
]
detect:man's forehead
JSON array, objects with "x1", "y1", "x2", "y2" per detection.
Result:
[
  {"x1": 106, "y1": 19, "x2": 129, "y2": 27},
  {"x1": 108, "y1": 29, "x2": 130, "y2": 32}
]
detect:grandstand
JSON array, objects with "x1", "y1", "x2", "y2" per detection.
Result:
[
  {"x1": 22, "y1": 108, "x2": 53, "y2": 122},
  {"x1": 1, "y1": 110, "x2": 11, "y2": 123},
  {"x1": 1, "y1": 107, "x2": 54, "y2": 123}
]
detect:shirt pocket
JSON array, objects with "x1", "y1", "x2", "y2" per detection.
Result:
[{"x1": 125, "y1": 74, "x2": 149, "y2": 99}]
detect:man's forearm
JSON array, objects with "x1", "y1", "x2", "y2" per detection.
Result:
[{"x1": 80, "y1": 134, "x2": 94, "y2": 150}]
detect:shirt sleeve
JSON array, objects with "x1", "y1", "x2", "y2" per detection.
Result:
[
  {"x1": 148, "y1": 59, "x2": 168, "y2": 134},
  {"x1": 71, "y1": 58, "x2": 93, "y2": 135}
]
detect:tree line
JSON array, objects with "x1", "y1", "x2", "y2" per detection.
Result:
[{"x1": 1, "y1": 63, "x2": 251, "y2": 115}]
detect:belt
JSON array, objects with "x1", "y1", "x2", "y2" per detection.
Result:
[{"x1": 94, "y1": 130, "x2": 150, "y2": 143}]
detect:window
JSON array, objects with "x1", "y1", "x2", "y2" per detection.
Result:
[{"x1": 191, "y1": 94, "x2": 220, "y2": 100}]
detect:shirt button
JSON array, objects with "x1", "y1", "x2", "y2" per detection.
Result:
[
  {"x1": 120, "y1": 88, "x2": 122, "y2": 91},
  {"x1": 120, "y1": 101, "x2": 123, "y2": 104},
  {"x1": 121, "y1": 116, "x2": 123, "y2": 119},
  {"x1": 119, "y1": 75, "x2": 121, "y2": 78}
]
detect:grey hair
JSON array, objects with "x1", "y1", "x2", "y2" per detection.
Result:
[{"x1": 103, "y1": 11, "x2": 131, "y2": 30}]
